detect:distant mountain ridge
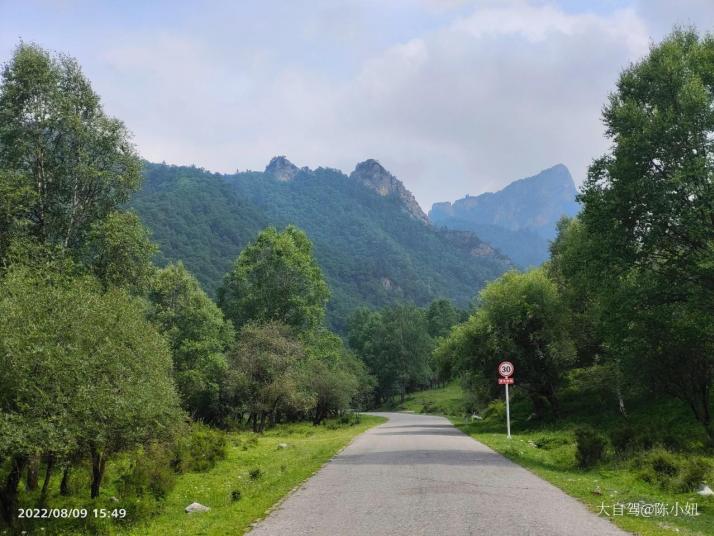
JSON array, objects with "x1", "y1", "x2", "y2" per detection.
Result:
[
  {"x1": 429, "y1": 164, "x2": 580, "y2": 267},
  {"x1": 132, "y1": 157, "x2": 511, "y2": 330}
]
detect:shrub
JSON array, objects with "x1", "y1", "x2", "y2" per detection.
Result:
[
  {"x1": 610, "y1": 424, "x2": 639, "y2": 456},
  {"x1": 675, "y1": 457, "x2": 711, "y2": 492},
  {"x1": 420, "y1": 401, "x2": 438, "y2": 414},
  {"x1": 337, "y1": 412, "x2": 362, "y2": 426},
  {"x1": 249, "y1": 468, "x2": 263, "y2": 480},
  {"x1": 173, "y1": 422, "x2": 227, "y2": 473},
  {"x1": 533, "y1": 435, "x2": 569, "y2": 450},
  {"x1": 575, "y1": 427, "x2": 606, "y2": 468},
  {"x1": 483, "y1": 399, "x2": 506, "y2": 420},
  {"x1": 117, "y1": 442, "x2": 176, "y2": 499},
  {"x1": 231, "y1": 489, "x2": 242, "y2": 502},
  {"x1": 634, "y1": 448, "x2": 679, "y2": 488}
]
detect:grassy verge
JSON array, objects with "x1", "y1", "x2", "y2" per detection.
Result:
[
  {"x1": 385, "y1": 383, "x2": 713, "y2": 536},
  {"x1": 122, "y1": 415, "x2": 384, "y2": 536}
]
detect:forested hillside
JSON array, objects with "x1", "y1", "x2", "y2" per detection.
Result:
[{"x1": 132, "y1": 160, "x2": 511, "y2": 330}]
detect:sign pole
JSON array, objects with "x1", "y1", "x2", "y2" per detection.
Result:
[
  {"x1": 497, "y1": 361, "x2": 514, "y2": 440},
  {"x1": 505, "y1": 382, "x2": 511, "y2": 439}
]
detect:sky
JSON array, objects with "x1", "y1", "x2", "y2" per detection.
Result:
[{"x1": 2, "y1": 0, "x2": 714, "y2": 210}]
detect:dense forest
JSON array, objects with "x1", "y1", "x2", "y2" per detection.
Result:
[{"x1": 131, "y1": 159, "x2": 511, "y2": 331}]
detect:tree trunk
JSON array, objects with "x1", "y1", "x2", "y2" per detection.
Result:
[
  {"x1": 39, "y1": 455, "x2": 54, "y2": 503},
  {"x1": 250, "y1": 412, "x2": 258, "y2": 433},
  {"x1": 60, "y1": 466, "x2": 71, "y2": 496},
  {"x1": 0, "y1": 455, "x2": 27, "y2": 526},
  {"x1": 258, "y1": 412, "x2": 267, "y2": 433},
  {"x1": 90, "y1": 447, "x2": 107, "y2": 499},
  {"x1": 26, "y1": 454, "x2": 40, "y2": 491}
]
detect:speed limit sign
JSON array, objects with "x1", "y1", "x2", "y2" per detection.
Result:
[{"x1": 498, "y1": 361, "x2": 514, "y2": 378}]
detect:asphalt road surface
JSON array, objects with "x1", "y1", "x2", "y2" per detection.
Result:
[{"x1": 248, "y1": 412, "x2": 627, "y2": 536}]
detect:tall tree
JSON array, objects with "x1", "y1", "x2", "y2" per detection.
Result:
[
  {"x1": 579, "y1": 29, "x2": 714, "y2": 440},
  {"x1": 149, "y1": 262, "x2": 234, "y2": 422},
  {"x1": 0, "y1": 43, "x2": 141, "y2": 254},
  {"x1": 223, "y1": 322, "x2": 309, "y2": 432},
  {"x1": 218, "y1": 226, "x2": 329, "y2": 331},
  {"x1": 426, "y1": 299, "x2": 461, "y2": 339},
  {"x1": 82, "y1": 211, "x2": 157, "y2": 293}
]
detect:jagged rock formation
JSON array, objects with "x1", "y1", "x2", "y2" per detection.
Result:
[
  {"x1": 265, "y1": 155, "x2": 301, "y2": 181},
  {"x1": 350, "y1": 159, "x2": 429, "y2": 224},
  {"x1": 133, "y1": 160, "x2": 511, "y2": 331},
  {"x1": 430, "y1": 164, "x2": 580, "y2": 267}
]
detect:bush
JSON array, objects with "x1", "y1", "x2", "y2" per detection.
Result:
[
  {"x1": 575, "y1": 427, "x2": 606, "y2": 468},
  {"x1": 533, "y1": 435, "x2": 569, "y2": 450},
  {"x1": 231, "y1": 489, "x2": 242, "y2": 502},
  {"x1": 675, "y1": 457, "x2": 711, "y2": 492},
  {"x1": 483, "y1": 399, "x2": 506, "y2": 420},
  {"x1": 420, "y1": 401, "x2": 438, "y2": 414},
  {"x1": 173, "y1": 422, "x2": 227, "y2": 473},
  {"x1": 117, "y1": 442, "x2": 176, "y2": 499},
  {"x1": 337, "y1": 412, "x2": 362, "y2": 426},
  {"x1": 610, "y1": 425, "x2": 639, "y2": 456},
  {"x1": 249, "y1": 468, "x2": 263, "y2": 480},
  {"x1": 634, "y1": 448, "x2": 679, "y2": 488}
]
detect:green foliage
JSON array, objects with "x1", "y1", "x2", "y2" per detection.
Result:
[
  {"x1": 348, "y1": 304, "x2": 434, "y2": 403},
  {"x1": 0, "y1": 265, "x2": 183, "y2": 512},
  {"x1": 249, "y1": 468, "x2": 263, "y2": 480},
  {"x1": 82, "y1": 211, "x2": 157, "y2": 294},
  {"x1": 300, "y1": 330, "x2": 364, "y2": 424},
  {"x1": 132, "y1": 163, "x2": 510, "y2": 331},
  {"x1": 438, "y1": 269, "x2": 574, "y2": 419},
  {"x1": 0, "y1": 43, "x2": 141, "y2": 254},
  {"x1": 574, "y1": 427, "x2": 606, "y2": 468},
  {"x1": 223, "y1": 322, "x2": 311, "y2": 432},
  {"x1": 118, "y1": 442, "x2": 177, "y2": 500},
  {"x1": 218, "y1": 226, "x2": 329, "y2": 332},
  {"x1": 149, "y1": 262, "x2": 234, "y2": 423},
  {"x1": 426, "y1": 299, "x2": 462, "y2": 339},
  {"x1": 172, "y1": 422, "x2": 227, "y2": 473},
  {"x1": 570, "y1": 29, "x2": 714, "y2": 442}
]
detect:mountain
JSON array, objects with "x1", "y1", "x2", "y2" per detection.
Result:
[
  {"x1": 132, "y1": 158, "x2": 512, "y2": 330},
  {"x1": 429, "y1": 164, "x2": 580, "y2": 267}
]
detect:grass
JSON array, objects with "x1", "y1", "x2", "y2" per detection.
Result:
[
  {"x1": 121, "y1": 415, "x2": 384, "y2": 536},
  {"x1": 384, "y1": 382, "x2": 714, "y2": 536},
  {"x1": 379, "y1": 382, "x2": 464, "y2": 415}
]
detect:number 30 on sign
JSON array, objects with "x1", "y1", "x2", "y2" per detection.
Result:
[{"x1": 498, "y1": 361, "x2": 514, "y2": 378}]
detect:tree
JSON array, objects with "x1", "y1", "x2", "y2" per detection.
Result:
[
  {"x1": 0, "y1": 43, "x2": 141, "y2": 253},
  {"x1": 426, "y1": 299, "x2": 461, "y2": 339},
  {"x1": 82, "y1": 211, "x2": 157, "y2": 294},
  {"x1": 579, "y1": 29, "x2": 714, "y2": 440},
  {"x1": 0, "y1": 266, "x2": 183, "y2": 518},
  {"x1": 440, "y1": 269, "x2": 575, "y2": 418},
  {"x1": 149, "y1": 262, "x2": 234, "y2": 423},
  {"x1": 348, "y1": 305, "x2": 433, "y2": 403},
  {"x1": 300, "y1": 330, "x2": 366, "y2": 424},
  {"x1": 218, "y1": 226, "x2": 329, "y2": 332},
  {"x1": 223, "y1": 322, "x2": 309, "y2": 432}
]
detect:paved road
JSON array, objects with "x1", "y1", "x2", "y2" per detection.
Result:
[{"x1": 248, "y1": 412, "x2": 627, "y2": 536}]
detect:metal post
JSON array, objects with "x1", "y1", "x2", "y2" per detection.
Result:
[{"x1": 505, "y1": 382, "x2": 511, "y2": 439}]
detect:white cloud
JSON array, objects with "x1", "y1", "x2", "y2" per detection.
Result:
[{"x1": 20, "y1": 0, "x2": 695, "y2": 210}]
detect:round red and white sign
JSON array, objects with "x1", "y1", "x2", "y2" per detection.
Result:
[{"x1": 498, "y1": 361, "x2": 514, "y2": 378}]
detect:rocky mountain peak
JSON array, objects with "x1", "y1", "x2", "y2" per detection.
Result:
[
  {"x1": 350, "y1": 159, "x2": 428, "y2": 224},
  {"x1": 265, "y1": 155, "x2": 300, "y2": 181}
]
